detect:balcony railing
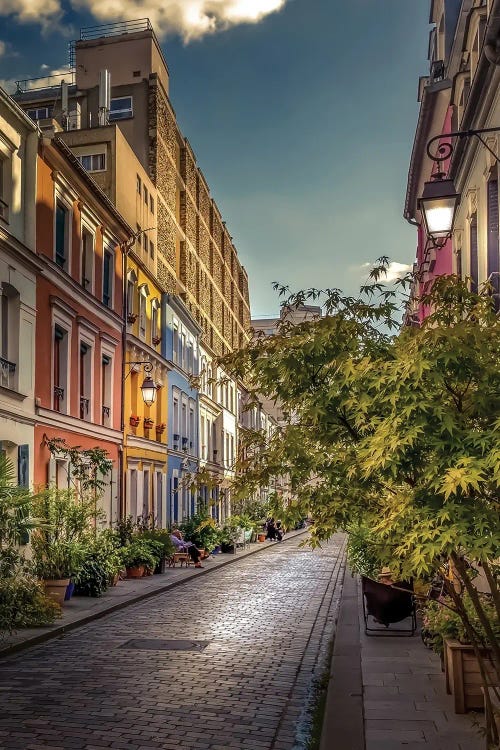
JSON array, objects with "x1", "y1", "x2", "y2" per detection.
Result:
[
  {"x1": 102, "y1": 405, "x2": 111, "y2": 418},
  {"x1": 79, "y1": 18, "x2": 152, "y2": 41},
  {"x1": 80, "y1": 396, "x2": 90, "y2": 419},
  {"x1": 0, "y1": 357, "x2": 16, "y2": 389}
]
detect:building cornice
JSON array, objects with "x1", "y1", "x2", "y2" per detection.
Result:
[{"x1": 36, "y1": 408, "x2": 123, "y2": 442}]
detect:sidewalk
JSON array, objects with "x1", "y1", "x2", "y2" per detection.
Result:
[
  {"x1": 321, "y1": 574, "x2": 485, "y2": 750},
  {"x1": 0, "y1": 528, "x2": 307, "y2": 658}
]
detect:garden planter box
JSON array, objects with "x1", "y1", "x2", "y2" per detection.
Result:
[{"x1": 444, "y1": 638, "x2": 497, "y2": 713}]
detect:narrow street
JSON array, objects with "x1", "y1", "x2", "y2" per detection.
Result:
[{"x1": 0, "y1": 535, "x2": 346, "y2": 750}]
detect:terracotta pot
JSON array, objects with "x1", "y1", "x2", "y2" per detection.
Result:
[
  {"x1": 44, "y1": 578, "x2": 70, "y2": 606},
  {"x1": 126, "y1": 565, "x2": 145, "y2": 579},
  {"x1": 257, "y1": 533, "x2": 266, "y2": 542},
  {"x1": 444, "y1": 638, "x2": 497, "y2": 713}
]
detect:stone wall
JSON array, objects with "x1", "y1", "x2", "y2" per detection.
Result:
[{"x1": 152, "y1": 81, "x2": 251, "y2": 354}]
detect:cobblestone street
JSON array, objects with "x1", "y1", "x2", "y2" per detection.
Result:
[{"x1": 0, "y1": 534, "x2": 346, "y2": 750}]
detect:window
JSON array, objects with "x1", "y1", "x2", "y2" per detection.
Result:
[
  {"x1": 101, "y1": 354, "x2": 112, "y2": 426},
  {"x1": 173, "y1": 324, "x2": 179, "y2": 364},
  {"x1": 149, "y1": 240, "x2": 155, "y2": 259},
  {"x1": 144, "y1": 186, "x2": 148, "y2": 206},
  {"x1": 136, "y1": 175, "x2": 141, "y2": 195},
  {"x1": 189, "y1": 405, "x2": 195, "y2": 453},
  {"x1": 470, "y1": 213, "x2": 479, "y2": 294},
  {"x1": 181, "y1": 332, "x2": 186, "y2": 369},
  {"x1": 103, "y1": 249, "x2": 113, "y2": 307},
  {"x1": 187, "y1": 340, "x2": 193, "y2": 374},
  {"x1": 109, "y1": 96, "x2": 133, "y2": 121},
  {"x1": 139, "y1": 292, "x2": 147, "y2": 339},
  {"x1": 26, "y1": 107, "x2": 53, "y2": 121},
  {"x1": 142, "y1": 233, "x2": 148, "y2": 252},
  {"x1": 151, "y1": 299, "x2": 159, "y2": 345},
  {"x1": 55, "y1": 200, "x2": 69, "y2": 269},
  {"x1": 0, "y1": 284, "x2": 18, "y2": 390},
  {"x1": 150, "y1": 195, "x2": 154, "y2": 214},
  {"x1": 78, "y1": 153, "x2": 106, "y2": 172},
  {"x1": 487, "y1": 174, "x2": 500, "y2": 310},
  {"x1": 79, "y1": 342, "x2": 92, "y2": 420},
  {"x1": 136, "y1": 224, "x2": 142, "y2": 250},
  {"x1": 173, "y1": 395, "x2": 180, "y2": 442},
  {"x1": 81, "y1": 228, "x2": 94, "y2": 291}
]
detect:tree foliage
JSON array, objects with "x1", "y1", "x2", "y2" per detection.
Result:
[{"x1": 221, "y1": 263, "x2": 500, "y2": 734}]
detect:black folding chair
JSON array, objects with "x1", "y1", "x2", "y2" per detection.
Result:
[{"x1": 361, "y1": 576, "x2": 417, "y2": 636}]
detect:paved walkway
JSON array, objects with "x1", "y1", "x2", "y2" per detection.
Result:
[
  {"x1": 321, "y1": 574, "x2": 485, "y2": 750},
  {"x1": 0, "y1": 530, "x2": 307, "y2": 657},
  {"x1": 0, "y1": 533, "x2": 347, "y2": 750}
]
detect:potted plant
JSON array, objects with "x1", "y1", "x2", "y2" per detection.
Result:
[
  {"x1": 152, "y1": 336, "x2": 161, "y2": 346},
  {"x1": 127, "y1": 313, "x2": 138, "y2": 324},
  {"x1": 120, "y1": 541, "x2": 157, "y2": 578},
  {"x1": 136, "y1": 530, "x2": 174, "y2": 573},
  {"x1": 144, "y1": 417, "x2": 154, "y2": 430},
  {"x1": 155, "y1": 423, "x2": 166, "y2": 435},
  {"x1": 130, "y1": 415, "x2": 141, "y2": 427},
  {"x1": 32, "y1": 539, "x2": 85, "y2": 606}
]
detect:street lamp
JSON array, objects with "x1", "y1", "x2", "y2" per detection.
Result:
[
  {"x1": 125, "y1": 361, "x2": 157, "y2": 406},
  {"x1": 421, "y1": 126, "x2": 500, "y2": 244},
  {"x1": 419, "y1": 176, "x2": 460, "y2": 245}
]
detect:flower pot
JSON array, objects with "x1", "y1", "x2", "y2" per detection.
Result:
[
  {"x1": 211, "y1": 546, "x2": 221, "y2": 555},
  {"x1": 126, "y1": 565, "x2": 145, "y2": 579},
  {"x1": 64, "y1": 581, "x2": 75, "y2": 601},
  {"x1": 44, "y1": 578, "x2": 70, "y2": 606},
  {"x1": 144, "y1": 420, "x2": 154, "y2": 429},
  {"x1": 444, "y1": 638, "x2": 497, "y2": 713},
  {"x1": 221, "y1": 542, "x2": 235, "y2": 554},
  {"x1": 257, "y1": 533, "x2": 266, "y2": 543},
  {"x1": 130, "y1": 417, "x2": 141, "y2": 427}
]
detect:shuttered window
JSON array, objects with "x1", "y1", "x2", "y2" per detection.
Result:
[
  {"x1": 470, "y1": 213, "x2": 478, "y2": 294},
  {"x1": 487, "y1": 176, "x2": 500, "y2": 310}
]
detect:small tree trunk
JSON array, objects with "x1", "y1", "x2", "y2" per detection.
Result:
[
  {"x1": 482, "y1": 559, "x2": 500, "y2": 625},
  {"x1": 443, "y1": 577, "x2": 499, "y2": 747},
  {"x1": 451, "y1": 552, "x2": 500, "y2": 677}
]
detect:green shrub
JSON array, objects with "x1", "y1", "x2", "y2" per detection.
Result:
[
  {"x1": 120, "y1": 541, "x2": 157, "y2": 569},
  {"x1": 346, "y1": 523, "x2": 383, "y2": 578},
  {"x1": 31, "y1": 539, "x2": 85, "y2": 580},
  {"x1": 137, "y1": 529, "x2": 175, "y2": 558},
  {"x1": 180, "y1": 513, "x2": 221, "y2": 551},
  {"x1": 423, "y1": 594, "x2": 500, "y2": 656},
  {"x1": 0, "y1": 573, "x2": 60, "y2": 632},
  {"x1": 75, "y1": 533, "x2": 123, "y2": 597}
]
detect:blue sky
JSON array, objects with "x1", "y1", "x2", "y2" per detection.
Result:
[{"x1": 0, "y1": 0, "x2": 430, "y2": 317}]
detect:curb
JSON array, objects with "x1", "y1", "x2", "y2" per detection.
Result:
[
  {"x1": 0, "y1": 528, "x2": 308, "y2": 659},
  {"x1": 319, "y1": 571, "x2": 364, "y2": 750}
]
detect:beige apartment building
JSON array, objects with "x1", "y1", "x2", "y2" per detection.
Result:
[{"x1": 14, "y1": 19, "x2": 251, "y2": 359}]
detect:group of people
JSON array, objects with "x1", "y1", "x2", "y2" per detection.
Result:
[{"x1": 264, "y1": 518, "x2": 284, "y2": 542}]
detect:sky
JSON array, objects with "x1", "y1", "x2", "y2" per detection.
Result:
[{"x1": 0, "y1": 0, "x2": 430, "y2": 318}]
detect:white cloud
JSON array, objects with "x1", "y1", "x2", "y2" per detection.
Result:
[
  {"x1": 353, "y1": 261, "x2": 413, "y2": 284},
  {"x1": 0, "y1": 0, "x2": 61, "y2": 27},
  {"x1": 72, "y1": 0, "x2": 288, "y2": 41}
]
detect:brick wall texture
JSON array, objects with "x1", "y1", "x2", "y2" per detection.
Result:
[{"x1": 148, "y1": 76, "x2": 251, "y2": 357}]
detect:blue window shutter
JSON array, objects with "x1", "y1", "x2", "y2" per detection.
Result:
[{"x1": 487, "y1": 177, "x2": 500, "y2": 309}]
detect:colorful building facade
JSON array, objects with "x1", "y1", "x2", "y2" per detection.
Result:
[{"x1": 33, "y1": 135, "x2": 132, "y2": 523}]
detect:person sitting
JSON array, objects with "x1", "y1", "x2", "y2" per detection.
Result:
[
  {"x1": 276, "y1": 520, "x2": 284, "y2": 542},
  {"x1": 170, "y1": 529, "x2": 203, "y2": 568},
  {"x1": 377, "y1": 567, "x2": 394, "y2": 585},
  {"x1": 266, "y1": 518, "x2": 277, "y2": 541}
]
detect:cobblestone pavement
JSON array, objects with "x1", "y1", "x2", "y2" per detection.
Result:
[{"x1": 0, "y1": 534, "x2": 346, "y2": 750}]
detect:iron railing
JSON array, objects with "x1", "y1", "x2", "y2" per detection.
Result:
[
  {"x1": 0, "y1": 357, "x2": 16, "y2": 389},
  {"x1": 79, "y1": 18, "x2": 152, "y2": 41}
]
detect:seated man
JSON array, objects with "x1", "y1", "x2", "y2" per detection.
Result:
[{"x1": 170, "y1": 529, "x2": 203, "y2": 568}]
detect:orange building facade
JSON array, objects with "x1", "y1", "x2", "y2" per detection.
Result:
[{"x1": 33, "y1": 136, "x2": 132, "y2": 523}]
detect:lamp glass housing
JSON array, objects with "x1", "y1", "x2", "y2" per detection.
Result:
[
  {"x1": 141, "y1": 375, "x2": 157, "y2": 407},
  {"x1": 419, "y1": 178, "x2": 460, "y2": 241}
]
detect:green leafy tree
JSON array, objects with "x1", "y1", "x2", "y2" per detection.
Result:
[{"x1": 222, "y1": 266, "x2": 500, "y2": 744}]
